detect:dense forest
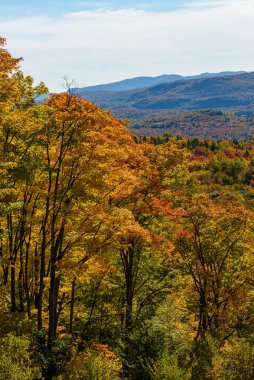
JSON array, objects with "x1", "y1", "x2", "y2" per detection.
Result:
[
  {"x1": 130, "y1": 110, "x2": 254, "y2": 140},
  {"x1": 2, "y1": 37, "x2": 254, "y2": 380}
]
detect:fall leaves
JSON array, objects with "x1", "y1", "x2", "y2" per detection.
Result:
[
  {"x1": 0, "y1": 38, "x2": 162, "y2": 347},
  {"x1": 2, "y1": 36, "x2": 254, "y2": 379}
]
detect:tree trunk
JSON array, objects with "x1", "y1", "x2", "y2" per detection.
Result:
[
  {"x1": 48, "y1": 265, "x2": 60, "y2": 346},
  {"x1": 10, "y1": 265, "x2": 16, "y2": 312},
  {"x1": 69, "y1": 280, "x2": 75, "y2": 335}
]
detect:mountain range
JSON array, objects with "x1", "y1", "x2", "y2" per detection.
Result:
[
  {"x1": 75, "y1": 71, "x2": 254, "y2": 119},
  {"x1": 78, "y1": 71, "x2": 246, "y2": 92}
]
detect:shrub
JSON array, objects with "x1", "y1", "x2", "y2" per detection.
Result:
[
  {"x1": 63, "y1": 343, "x2": 122, "y2": 380},
  {"x1": 0, "y1": 333, "x2": 41, "y2": 380}
]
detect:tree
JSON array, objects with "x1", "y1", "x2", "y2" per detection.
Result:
[
  {"x1": 0, "y1": 36, "x2": 48, "y2": 315},
  {"x1": 175, "y1": 194, "x2": 254, "y2": 342},
  {"x1": 110, "y1": 141, "x2": 190, "y2": 377}
]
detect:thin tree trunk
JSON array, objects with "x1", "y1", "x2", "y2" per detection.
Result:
[
  {"x1": 10, "y1": 265, "x2": 16, "y2": 312},
  {"x1": 70, "y1": 280, "x2": 76, "y2": 335}
]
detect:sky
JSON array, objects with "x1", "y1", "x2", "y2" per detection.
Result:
[{"x1": 1, "y1": 0, "x2": 254, "y2": 91}]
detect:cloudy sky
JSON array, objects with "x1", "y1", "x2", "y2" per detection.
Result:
[{"x1": 1, "y1": 0, "x2": 254, "y2": 91}]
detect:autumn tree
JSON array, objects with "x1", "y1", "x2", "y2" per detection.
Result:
[
  {"x1": 18, "y1": 93, "x2": 152, "y2": 364},
  {"x1": 100, "y1": 140, "x2": 191, "y2": 378},
  {"x1": 0, "y1": 37, "x2": 48, "y2": 315},
  {"x1": 175, "y1": 194, "x2": 254, "y2": 342}
]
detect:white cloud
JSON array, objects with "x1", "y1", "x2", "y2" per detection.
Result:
[{"x1": 1, "y1": 0, "x2": 254, "y2": 91}]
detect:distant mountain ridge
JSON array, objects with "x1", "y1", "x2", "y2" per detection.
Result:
[
  {"x1": 77, "y1": 71, "x2": 246, "y2": 92},
  {"x1": 76, "y1": 72, "x2": 254, "y2": 118}
]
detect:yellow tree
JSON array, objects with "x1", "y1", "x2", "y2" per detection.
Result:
[
  {"x1": 0, "y1": 37, "x2": 48, "y2": 313},
  {"x1": 29, "y1": 93, "x2": 147, "y2": 348},
  {"x1": 108, "y1": 138, "x2": 191, "y2": 373},
  {"x1": 174, "y1": 194, "x2": 254, "y2": 342}
]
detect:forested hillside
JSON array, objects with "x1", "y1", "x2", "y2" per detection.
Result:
[
  {"x1": 2, "y1": 37, "x2": 254, "y2": 380},
  {"x1": 130, "y1": 110, "x2": 254, "y2": 140}
]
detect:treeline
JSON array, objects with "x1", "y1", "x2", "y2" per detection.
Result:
[{"x1": 1, "y1": 37, "x2": 254, "y2": 380}]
